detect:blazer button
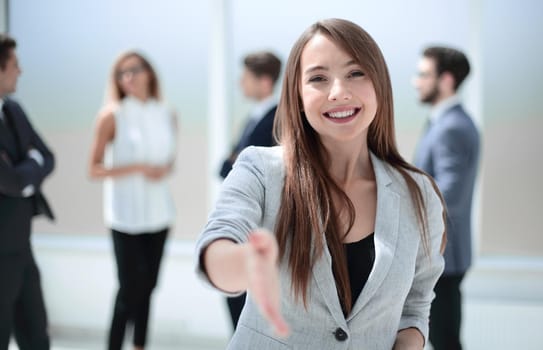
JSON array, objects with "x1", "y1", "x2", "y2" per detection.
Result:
[{"x1": 334, "y1": 327, "x2": 348, "y2": 341}]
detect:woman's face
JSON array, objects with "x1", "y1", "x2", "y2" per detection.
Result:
[
  {"x1": 116, "y1": 56, "x2": 150, "y2": 100},
  {"x1": 299, "y1": 34, "x2": 377, "y2": 147}
]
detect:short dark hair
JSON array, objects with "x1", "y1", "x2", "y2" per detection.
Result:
[
  {"x1": 423, "y1": 46, "x2": 470, "y2": 90},
  {"x1": 0, "y1": 33, "x2": 16, "y2": 70},
  {"x1": 243, "y1": 51, "x2": 282, "y2": 84}
]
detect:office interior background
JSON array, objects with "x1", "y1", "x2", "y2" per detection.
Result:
[{"x1": 2, "y1": 0, "x2": 542, "y2": 349}]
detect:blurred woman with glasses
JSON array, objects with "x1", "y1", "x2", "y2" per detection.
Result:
[{"x1": 88, "y1": 51, "x2": 177, "y2": 350}]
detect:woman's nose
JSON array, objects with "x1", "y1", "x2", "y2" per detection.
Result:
[{"x1": 328, "y1": 79, "x2": 351, "y2": 101}]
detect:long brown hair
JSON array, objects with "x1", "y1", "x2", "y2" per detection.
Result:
[
  {"x1": 274, "y1": 18, "x2": 445, "y2": 314},
  {"x1": 105, "y1": 51, "x2": 161, "y2": 104}
]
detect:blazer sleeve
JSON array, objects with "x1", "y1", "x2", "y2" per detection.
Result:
[
  {"x1": 195, "y1": 147, "x2": 266, "y2": 294},
  {"x1": 398, "y1": 175, "x2": 445, "y2": 341},
  {"x1": 431, "y1": 122, "x2": 476, "y2": 209},
  {"x1": 0, "y1": 102, "x2": 55, "y2": 197}
]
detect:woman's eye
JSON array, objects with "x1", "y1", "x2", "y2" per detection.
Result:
[
  {"x1": 349, "y1": 70, "x2": 365, "y2": 78},
  {"x1": 308, "y1": 75, "x2": 326, "y2": 83}
]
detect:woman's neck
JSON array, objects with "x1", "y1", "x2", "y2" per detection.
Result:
[
  {"x1": 325, "y1": 140, "x2": 374, "y2": 186},
  {"x1": 128, "y1": 92, "x2": 150, "y2": 103}
]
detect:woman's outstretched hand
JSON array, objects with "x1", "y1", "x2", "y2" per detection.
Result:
[{"x1": 246, "y1": 229, "x2": 290, "y2": 338}]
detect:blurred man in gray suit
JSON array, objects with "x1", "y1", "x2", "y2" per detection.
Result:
[{"x1": 413, "y1": 46, "x2": 480, "y2": 350}]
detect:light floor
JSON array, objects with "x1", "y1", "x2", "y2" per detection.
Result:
[{"x1": 9, "y1": 298, "x2": 543, "y2": 350}]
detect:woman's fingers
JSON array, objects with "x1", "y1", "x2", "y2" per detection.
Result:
[
  {"x1": 247, "y1": 230, "x2": 290, "y2": 337},
  {"x1": 264, "y1": 300, "x2": 290, "y2": 337},
  {"x1": 248, "y1": 230, "x2": 275, "y2": 255}
]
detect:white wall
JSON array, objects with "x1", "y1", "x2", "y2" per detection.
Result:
[{"x1": 0, "y1": 0, "x2": 7, "y2": 32}]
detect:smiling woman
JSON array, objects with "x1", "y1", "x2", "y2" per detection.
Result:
[
  {"x1": 196, "y1": 18, "x2": 447, "y2": 350},
  {"x1": 300, "y1": 33, "x2": 377, "y2": 146}
]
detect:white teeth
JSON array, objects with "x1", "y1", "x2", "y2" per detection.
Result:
[{"x1": 328, "y1": 110, "x2": 355, "y2": 118}]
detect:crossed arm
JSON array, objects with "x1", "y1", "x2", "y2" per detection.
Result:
[{"x1": 0, "y1": 117, "x2": 54, "y2": 197}]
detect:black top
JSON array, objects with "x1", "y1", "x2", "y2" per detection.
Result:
[{"x1": 345, "y1": 233, "x2": 375, "y2": 309}]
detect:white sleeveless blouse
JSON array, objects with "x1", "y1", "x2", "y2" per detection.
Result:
[{"x1": 103, "y1": 97, "x2": 176, "y2": 234}]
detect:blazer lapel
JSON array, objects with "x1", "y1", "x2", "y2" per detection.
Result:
[
  {"x1": 312, "y1": 240, "x2": 348, "y2": 327},
  {"x1": 347, "y1": 153, "x2": 400, "y2": 321},
  {"x1": 0, "y1": 119, "x2": 15, "y2": 151},
  {"x1": 2, "y1": 102, "x2": 24, "y2": 152},
  {"x1": 310, "y1": 153, "x2": 400, "y2": 325},
  {"x1": 0, "y1": 104, "x2": 22, "y2": 159}
]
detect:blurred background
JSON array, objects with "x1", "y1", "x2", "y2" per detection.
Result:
[{"x1": 2, "y1": 0, "x2": 542, "y2": 349}]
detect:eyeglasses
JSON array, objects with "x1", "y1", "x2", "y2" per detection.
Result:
[
  {"x1": 116, "y1": 65, "x2": 146, "y2": 81},
  {"x1": 416, "y1": 70, "x2": 439, "y2": 79}
]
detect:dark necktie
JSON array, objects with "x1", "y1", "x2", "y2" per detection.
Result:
[{"x1": 0, "y1": 105, "x2": 19, "y2": 158}]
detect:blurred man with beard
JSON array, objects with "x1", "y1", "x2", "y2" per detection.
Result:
[{"x1": 413, "y1": 46, "x2": 480, "y2": 350}]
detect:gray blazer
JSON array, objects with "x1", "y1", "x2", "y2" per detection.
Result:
[
  {"x1": 414, "y1": 104, "x2": 480, "y2": 275},
  {"x1": 196, "y1": 146, "x2": 444, "y2": 349}
]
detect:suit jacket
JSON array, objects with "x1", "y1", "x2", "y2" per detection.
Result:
[
  {"x1": 414, "y1": 104, "x2": 479, "y2": 275},
  {"x1": 197, "y1": 146, "x2": 445, "y2": 349},
  {"x1": 0, "y1": 98, "x2": 55, "y2": 254},
  {"x1": 219, "y1": 105, "x2": 277, "y2": 178}
]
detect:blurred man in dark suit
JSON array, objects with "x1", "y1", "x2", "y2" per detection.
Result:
[
  {"x1": 219, "y1": 51, "x2": 281, "y2": 178},
  {"x1": 0, "y1": 33, "x2": 55, "y2": 350}
]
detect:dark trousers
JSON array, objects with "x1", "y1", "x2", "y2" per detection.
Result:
[
  {"x1": 429, "y1": 273, "x2": 465, "y2": 350},
  {"x1": 226, "y1": 293, "x2": 246, "y2": 332},
  {"x1": 0, "y1": 250, "x2": 49, "y2": 350},
  {"x1": 108, "y1": 228, "x2": 168, "y2": 350}
]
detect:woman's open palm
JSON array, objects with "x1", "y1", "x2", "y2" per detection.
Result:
[{"x1": 247, "y1": 230, "x2": 290, "y2": 338}]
